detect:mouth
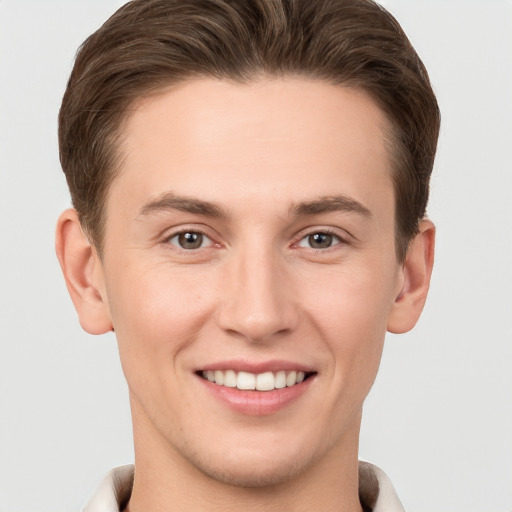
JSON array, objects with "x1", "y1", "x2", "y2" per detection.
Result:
[
  {"x1": 196, "y1": 363, "x2": 317, "y2": 415},
  {"x1": 198, "y1": 369, "x2": 315, "y2": 391}
]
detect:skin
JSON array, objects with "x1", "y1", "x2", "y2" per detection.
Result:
[{"x1": 57, "y1": 78, "x2": 434, "y2": 512}]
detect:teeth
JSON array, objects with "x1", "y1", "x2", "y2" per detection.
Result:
[
  {"x1": 256, "y1": 371, "x2": 274, "y2": 391},
  {"x1": 286, "y1": 371, "x2": 297, "y2": 387},
  {"x1": 224, "y1": 370, "x2": 237, "y2": 388},
  {"x1": 201, "y1": 369, "x2": 309, "y2": 391},
  {"x1": 214, "y1": 370, "x2": 224, "y2": 385},
  {"x1": 275, "y1": 370, "x2": 287, "y2": 389},
  {"x1": 237, "y1": 371, "x2": 256, "y2": 390}
]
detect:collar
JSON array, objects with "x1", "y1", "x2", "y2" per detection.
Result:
[{"x1": 83, "y1": 461, "x2": 405, "y2": 512}]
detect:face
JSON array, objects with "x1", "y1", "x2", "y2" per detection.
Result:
[{"x1": 95, "y1": 78, "x2": 405, "y2": 485}]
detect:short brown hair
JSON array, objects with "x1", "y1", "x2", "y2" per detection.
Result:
[{"x1": 59, "y1": 0, "x2": 440, "y2": 261}]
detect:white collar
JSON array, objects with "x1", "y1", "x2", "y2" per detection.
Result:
[{"x1": 83, "y1": 461, "x2": 405, "y2": 512}]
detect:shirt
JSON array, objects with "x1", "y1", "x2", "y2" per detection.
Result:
[{"x1": 82, "y1": 461, "x2": 405, "y2": 512}]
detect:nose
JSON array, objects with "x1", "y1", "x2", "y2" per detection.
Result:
[{"x1": 217, "y1": 245, "x2": 299, "y2": 343}]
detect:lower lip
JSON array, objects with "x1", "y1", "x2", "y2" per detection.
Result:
[{"x1": 197, "y1": 375, "x2": 314, "y2": 416}]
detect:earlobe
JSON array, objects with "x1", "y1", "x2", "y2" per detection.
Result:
[
  {"x1": 387, "y1": 220, "x2": 435, "y2": 334},
  {"x1": 55, "y1": 209, "x2": 113, "y2": 335}
]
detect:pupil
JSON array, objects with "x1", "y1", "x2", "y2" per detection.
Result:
[
  {"x1": 179, "y1": 232, "x2": 203, "y2": 249},
  {"x1": 309, "y1": 233, "x2": 332, "y2": 248}
]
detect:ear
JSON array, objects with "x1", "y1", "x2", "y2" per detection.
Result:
[
  {"x1": 55, "y1": 209, "x2": 113, "y2": 335},
  {"x1": 387, "y1": 220, "x2": 435, "y2": 334}
]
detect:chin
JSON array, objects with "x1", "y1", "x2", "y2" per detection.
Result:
[
  {"x1": 193, "y1": 455, "x2": 309, "y2": 488},
  {"x1": 176, "y1": 439, "x2": 319, "y2": 489}
]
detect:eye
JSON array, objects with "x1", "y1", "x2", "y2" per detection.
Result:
[
  {"x1": 298, "y1": 231, "x2": 343, "y2": 249},
  {"x1": 167, "y1": 231, "x2": 212, "y2": 250}
]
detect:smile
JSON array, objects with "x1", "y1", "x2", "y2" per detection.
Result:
[{"x1": 200, "y1": 370, "x2": 310, "y2": 391}]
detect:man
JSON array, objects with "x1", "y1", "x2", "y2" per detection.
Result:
[{"x1": 55, "y1": 0, "x2": 439, "y2": 510}]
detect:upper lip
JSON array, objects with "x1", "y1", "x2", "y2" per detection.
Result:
[{"x1": 198, "y1": 359, "x2": 316, "y2": 374}]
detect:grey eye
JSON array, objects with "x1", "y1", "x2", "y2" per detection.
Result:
[
  {"x1": 298, "y1": 232, "x2": 342, "y2": 249},
  {"x1": 169, "y1": 231, "x2": 208, "y2": 250},
  {"x1": 308, "y1": 233, "x2": 333, "y2": 249}
]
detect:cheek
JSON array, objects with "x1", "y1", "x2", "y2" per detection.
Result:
[
  {"x1": 105, "y1": 262, "x2": 216, "y2": 377},
  {"x1": 300, "y1": 260, "x2": 397, "y2": 382}
]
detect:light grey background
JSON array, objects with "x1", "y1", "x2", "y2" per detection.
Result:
[{"x1": 0, "y1": 1, "x2": 511, "y2": 511}]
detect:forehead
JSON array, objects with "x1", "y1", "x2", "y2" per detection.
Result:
[{"x1": 111, "y1": 77, "x2": 394, "y2": 220}]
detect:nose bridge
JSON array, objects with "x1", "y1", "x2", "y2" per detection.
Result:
[{"x1": 218, "y1": 239, "x2": 297, "y2": 342}]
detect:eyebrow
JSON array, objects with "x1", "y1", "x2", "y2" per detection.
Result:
[
  {"x1": 138, "y1": 193, "x2": 228, "y2": 219},
  {"x1": 291, "y1": 195, "x2": 372, "y2": 218},
  {"x1": 137, "y1": 192, "x2": 371, "y2": 220}
]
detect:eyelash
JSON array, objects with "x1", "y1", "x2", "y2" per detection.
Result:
[
  {"x1": 294, "y1": 229, "x2": 348, "y2": 251},
  {"x1": 162, "y1": 227, "x2": 348, "y2": 253},
  {"x1": 163, "y1": 227, "x2": 218, "y2": 252}
]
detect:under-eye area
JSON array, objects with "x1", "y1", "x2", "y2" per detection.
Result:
[{"x1": 198, "y1": 370, "x2": 316, "y2": 391}]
